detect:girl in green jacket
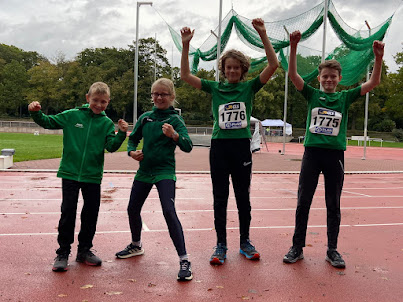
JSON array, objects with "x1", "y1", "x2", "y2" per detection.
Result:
[{"x1": 115, "y1": 78, "x2": 194, "y2": 281}]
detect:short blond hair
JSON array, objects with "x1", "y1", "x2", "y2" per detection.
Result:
[
  {"x1": 318, "y1": 60, "x2": 342, "y2": 76},
  {"x1": 151, "y1": 78, "x2": 176, "y2": 104},
  {"x1": 88, "y1": 82, "x2": 110, "y2": 97},
  {"x1": 219, "y1": 49, "x2": 250, "y2": 81}
]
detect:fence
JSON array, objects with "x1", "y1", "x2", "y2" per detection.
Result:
[{"x1": 0, "y1": 121, "x2": 63, "y2": 135}]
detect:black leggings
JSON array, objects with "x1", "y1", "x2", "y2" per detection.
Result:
[
  {"x1": 127, "y1": 179, "x2": 187, "y2": 257},
  {"x1": 293, "y1": 147, "x2": 344, "y2": 250},
  {"x1": 210, "y1": 138, "x2": 252, "y2": 246}
]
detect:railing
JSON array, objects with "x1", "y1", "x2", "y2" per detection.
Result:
[
  {"x1": 187, "y1": 127, "x2": 213, "y2": 135},
  {"x1": 0, "y1": 121, "x2": 41, "y2": 128},
  {"x1": 349, "y1": 136, "x2": 383, "y2": 147},
  {"x1": 0, "y1": 121, "x2": 214, "y2": 135}
]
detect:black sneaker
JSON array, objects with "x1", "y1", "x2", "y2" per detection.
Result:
[
  {"x1": 52, "y1": 253, "x2": 69, "y2": 272},
  {"x1": 76, "y1": 250, "x2": 102, "y2": 266},
  {"x1": 210, "y1": 243, "x2": 227, "y2": 265},
  {"x1": 240, "y1": 240, "x2": 260, "y2": 260},
  {"x1": 283, "y1": 246, "x2": 304, "y2": 263},
  {"x1": 177, "y1": 260, "x2": 193, "y2": 281},
  {"x1": 115, "y1": 243, "x2": 145, "y2": 259},
  {"x1": 326, "y1": 249, "x2": 346, "y2": 268}
]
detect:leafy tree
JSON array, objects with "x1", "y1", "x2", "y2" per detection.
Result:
[
  {"x1": 129, "y1": 37, "x2": 172, "y2": 116},
  {"x1": 26, "y1": 61, "x2": 61, "y2": 114},
  {"x1": 385, "y1": 51, "x2": 403, "y2": 128},
  {"x1": 0, "y1": 60, "x2": 29, "y2": 116},
  {"x1": 59, "y1": 61, "x2": 87, "y2": 109},
  {"x1": 0, "y1": 44, "x2": 46, "y2": 70},
  {"x1": 109, "y1": 69, "x2": 134, "y2": 120},
  {"x1": 176, "y1": 69, "x2": 215, "y2": 125}
]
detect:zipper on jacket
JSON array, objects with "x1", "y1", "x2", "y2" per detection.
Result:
[{"x1": 78, "y1": 117, "x2": 93, "y2": 181}]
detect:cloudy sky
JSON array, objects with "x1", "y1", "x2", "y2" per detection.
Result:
[{"x1": 0, "y1": 0, "x2": 402, "y2": 72}]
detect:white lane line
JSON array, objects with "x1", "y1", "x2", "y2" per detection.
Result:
[
  {"x1": 1, "y1": 222, "x2": 403, "y2": 236},
  {"x1": 344, "y1": 187, "x2": 403, "y2": 190},
  {"x1": 0, "y1": 197, "x2": 206, "y2": 202},
  {"x1": 2, "y1": 195, "x2": 403, "y2": 203},
  {"x1": 2, "y1": 206, "x2": 403, "y2": 216},
  {"x1": 3, "y1": 185, "x2": 403, "y2": 192},
  {"x1": 342, "y1": 190, "x2": 372, "y2": 197},
  {"x1": 142, "y1": 222, "x2": 150, "y2": 231}
]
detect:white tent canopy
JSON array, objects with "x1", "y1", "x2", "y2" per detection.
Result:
[{"x1": 261, "y1": 119, "x2": 292, "y2": 135}]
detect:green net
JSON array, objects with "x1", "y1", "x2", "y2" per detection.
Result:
[{"x1": 168, "y1": 0, "x2": 393, "y2": 86}]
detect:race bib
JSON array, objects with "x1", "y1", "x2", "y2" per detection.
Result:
[
  {"x1": 309, "y1": 107, "x2": 342, "y2": 136},
  {"x1": 218, "y1": 102, "x2": 247, "y2": 130}
]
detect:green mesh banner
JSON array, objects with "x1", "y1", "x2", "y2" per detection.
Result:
[{"x1": 168, "y1": 0, "x2": 393, "y2": 86}]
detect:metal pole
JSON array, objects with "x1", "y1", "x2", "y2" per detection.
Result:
[
  {"x1": 134, "y1": 1, "x2": 152, "y2": 124},
  {"x1": 216, "y1": 0, "x2": 223, "y2": 81},
  {"x1": 320, "y1": 0, "x2": 329, "y2": 91},
  {"x1": 154, "y1": 33, "x2": 157, "y2": 82},
  {"x1": 282, "y1": 26, "x2": 290, "y2": 155},
  {"x1": 363, "y1": 21, "x2": 371, "y2": 160},
  {"x1": 171, "y1": 45, "x2": 174, "y2": 79}
]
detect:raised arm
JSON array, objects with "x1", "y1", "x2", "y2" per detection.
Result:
[
  {"x1": 360, "y1": 40, "x2": 384, "y2": 95},
  {"x1": 28, "y1": 101, "x2": 64, "y2": 129},
  {"x1": 288, "y1": 31, "x2": 304, "y2": 91},
  {"x1": 252, "y1": 18, "x2": 279, "y2": 84},
  {"x1": 180, "y1": 27, "x2": 202, "y2": 89}
]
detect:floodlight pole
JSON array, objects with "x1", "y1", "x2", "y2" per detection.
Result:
[
  {"x1": 216, "y1": 0, "x2": 223, "y2": 81},
  {"x1": 281, "y1": 26, "x2": 290, "y2": 155},
  {"x1": 134, "y1": 1, "x2": 152, "y2": 124},
  {"x1": 154, "y1": 33, "x2": 157, "y2": 82},
  {"x1": 362, "y1": 20, "x2": 371, "y2": 160},
  {"x1": 320, "y1": 0, "x2": 330, "y2": 91}
]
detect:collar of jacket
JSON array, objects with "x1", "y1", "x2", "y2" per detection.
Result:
[{"x1": 151, "y1": 106, "x2": 177, "y2": 116}]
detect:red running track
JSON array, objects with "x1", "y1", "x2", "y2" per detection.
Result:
[{"x1": 1, "y1": 171, "x2": 403, "y2": 301}]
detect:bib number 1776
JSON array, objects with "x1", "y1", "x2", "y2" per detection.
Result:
[{"x1": 218, "y1": 102, "x2": 247, "y2": 129}]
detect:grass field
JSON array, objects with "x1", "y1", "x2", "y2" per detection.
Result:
[
  {"x1": 1, "y1": 132, "x2": 402, "y2": 163},
  {"x1": 0, "y1": 133, "x2": 135, "y2": 162}
]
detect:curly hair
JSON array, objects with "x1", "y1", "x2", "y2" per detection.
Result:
[{"x1": 218, "y1": 49, "x2": 250, "y2": 81}]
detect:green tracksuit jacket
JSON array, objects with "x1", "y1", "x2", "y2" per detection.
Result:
[
  {"x1": 128, "y1": 106, "x2": 193, "y2": 183},
  {"x1": 30, "y1": 104, "x2": 126, "y2": 184}
]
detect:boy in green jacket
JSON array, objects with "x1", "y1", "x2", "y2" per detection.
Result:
[{"x1": 28, "y1": 82, "x2": 128, "y2": 272}]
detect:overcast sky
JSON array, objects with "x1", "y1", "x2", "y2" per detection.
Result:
[{"x1": 0, "y1": 0, "x2": 402, "y2": 72}]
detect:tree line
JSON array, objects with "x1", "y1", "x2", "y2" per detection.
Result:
[{"x1": 0, "y1": 38, "x2": 402, "y2": 136}]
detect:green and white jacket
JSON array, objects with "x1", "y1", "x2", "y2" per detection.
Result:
[
  {"x1": 30, "y1": 104, "x2": 126, "y2": 184},
  {"x1": 129, "y1": 106, "x2": 193, "y2": 183}
]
